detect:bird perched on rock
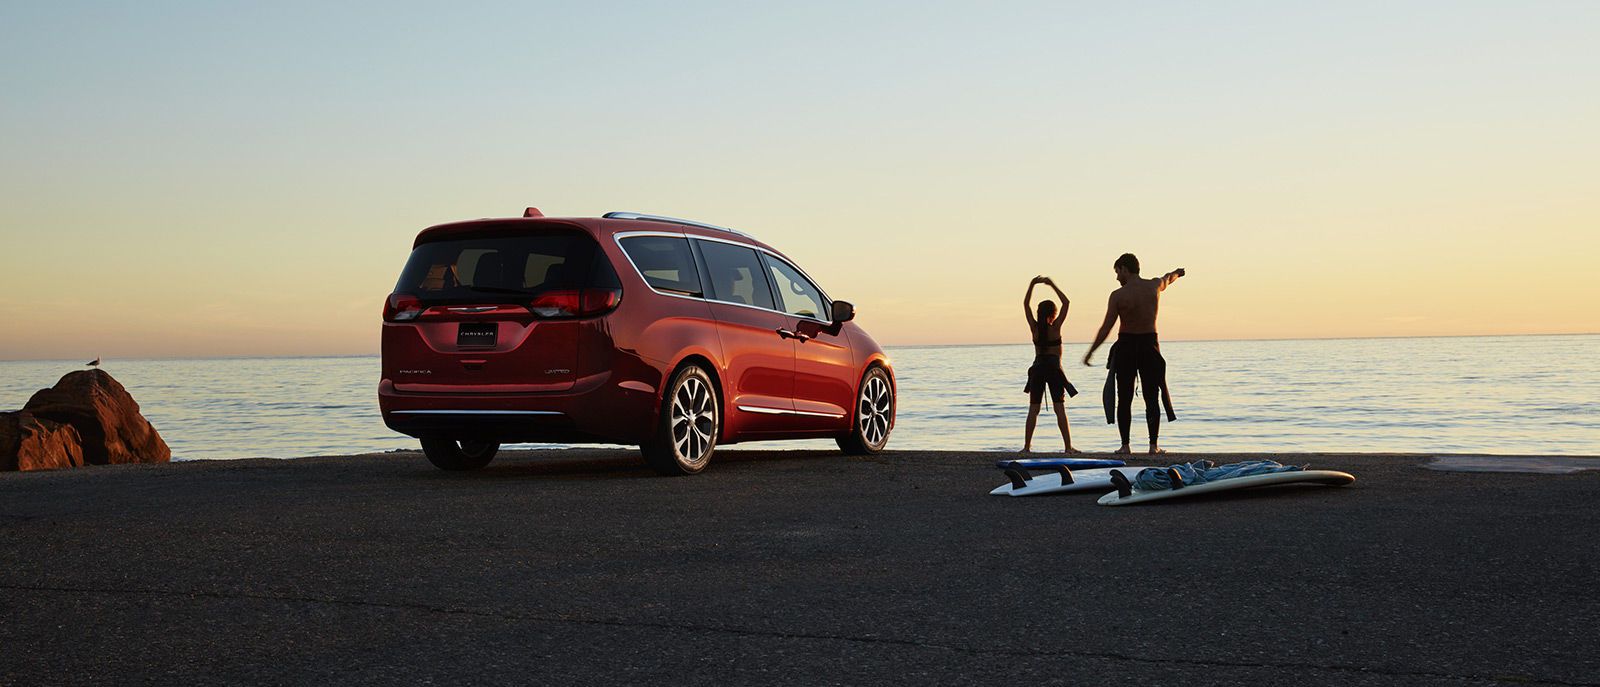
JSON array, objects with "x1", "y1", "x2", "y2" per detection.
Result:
[{"x1": 86, "y1": 357, "x2": 101, "y2": 368}]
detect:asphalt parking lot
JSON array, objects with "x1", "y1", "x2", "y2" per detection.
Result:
[{"x1": 1, "y1": 449, "x2": 1596, "y2": 686}]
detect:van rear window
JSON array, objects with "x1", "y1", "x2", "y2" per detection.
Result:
[{"x1": 395, "y1": 231, "x2": 615, "y2": 300}]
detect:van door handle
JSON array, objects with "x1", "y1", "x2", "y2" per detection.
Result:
[{"x1": 776, "y1": 328, "x2": 811, "y2": 342}]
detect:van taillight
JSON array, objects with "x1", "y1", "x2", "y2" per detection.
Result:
[
  {"x1": 529, "y1": 288, "x2": 622, "y2": 318},
  {"x1": 580, "y1": 288, "x2": 623, "y2": 314},
  {"x1": 384, "y1": 294, "x2": 423, "y2": 322}
]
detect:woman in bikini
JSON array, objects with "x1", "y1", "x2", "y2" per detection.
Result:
[{"x1": 1022, "y1": 276, "x2": 1078, "y2": 454}]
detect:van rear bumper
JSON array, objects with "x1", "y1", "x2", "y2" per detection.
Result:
[
  {"x1": 383, "y1": 408, "x2": 583, "y2": 442},
  {"x1": 378, "y1": 376, "x2": 658, "y2": 444}
]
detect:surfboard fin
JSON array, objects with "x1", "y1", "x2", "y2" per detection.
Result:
[
  {"x1": 1110, "y1": 469, "x2": 1132, "y2": 498},
  {"x1": 1004, "y1": 469, "x2": 1032, "y2": 491},
  {"x1": 1053, "y1": 465, "x2": 1074, "y2": 484},
  {"x1": 1166, "y1": 467, "x2": 1185, "y2": 490}
]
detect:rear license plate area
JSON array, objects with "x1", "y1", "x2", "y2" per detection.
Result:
[{"x1": 456, "y1": 322, "x2": 498, "y2": 348}]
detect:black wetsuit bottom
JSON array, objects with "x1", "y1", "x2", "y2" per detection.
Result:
[
  {"x1": 1026, "y1": 355, "x2": 1076, "y2": 405},
  {"x1": 1113, "y1": 333, "x2": 1165, "y2": 446}
]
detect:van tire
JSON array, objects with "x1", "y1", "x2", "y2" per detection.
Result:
[
  {"x1": 642, "y1": 365, "x2": 718, "y2": 476},
  {"x1": 838, "y1": 366, "x2": 894, "y2": 455},
  {"x1": 422, "y1": 439, "x2": 500, "y2": 471}
]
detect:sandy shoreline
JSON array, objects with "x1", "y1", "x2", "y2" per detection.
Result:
[{"x1": 2, "y1": 449, "x2": 1597, "y2": 685}]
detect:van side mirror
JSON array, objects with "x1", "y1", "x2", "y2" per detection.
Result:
[{"x1": 830, "y1": 300, "x2": 855, "y2": 324}]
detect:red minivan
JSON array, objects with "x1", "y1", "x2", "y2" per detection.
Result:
[{"x1": 380, "y1": 209, "x2": 895, "y2": 475}]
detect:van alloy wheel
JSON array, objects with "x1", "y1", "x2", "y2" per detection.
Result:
[
  {"x1": 838, "y1": 367, "x2": 894, "y2": 455},
  {"x1": 642, "y1": 366, "x2": 718, "y2": 475},
  {"x1": 671, "y1": 375, "x2": 716, "y2": 465},
  {"x1": 859, "y1": 375, "x2": 892, "y2": 448}
]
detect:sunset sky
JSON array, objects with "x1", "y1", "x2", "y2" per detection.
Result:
[{"x1": 3, "y1": 2, "x2": 1597, "y2": 360}]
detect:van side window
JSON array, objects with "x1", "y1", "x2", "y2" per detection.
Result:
[
  {"x1": 697, "y1": 241, "x2": 777, "y2": 310},
  {"x1": 619, "y1": 236, "x2": 702, "y2": 296},
  {"x1": 764, "y1": 255, "x2": 827, "y2": 319}
]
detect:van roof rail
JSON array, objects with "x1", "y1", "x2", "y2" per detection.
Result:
[{"x1": 602, "y1": 212, "x2": 754, "y2": 239}]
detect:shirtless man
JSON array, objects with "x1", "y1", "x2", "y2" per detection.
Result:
[{"x1": 1082, "y1": 254, "x2": 1185, "y2": 454}]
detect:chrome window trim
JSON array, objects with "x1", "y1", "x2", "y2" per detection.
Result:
[{"x1": 613, "y1": 231, "x2": 836, "y2": 325}]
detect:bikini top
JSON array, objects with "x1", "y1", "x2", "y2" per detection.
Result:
[{"x1": 1033, "y1": 324, "x2": 1062, "y2": 357}]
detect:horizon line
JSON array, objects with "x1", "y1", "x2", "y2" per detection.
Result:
[{"x1": 0, "y1": 331, "x2": 1594, "y2": 364}]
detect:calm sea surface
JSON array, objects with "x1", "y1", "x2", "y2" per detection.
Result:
[{"x1": 1, "y1": 335, "x2": 1595, "y2": 460}]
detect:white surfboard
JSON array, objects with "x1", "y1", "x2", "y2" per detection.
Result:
[
  {"x1": 1096, "y1": 469, "x2": 1355, "y2": 506},
  {"x1": 989, "y1": 467, "x2": 1137, "y2": 497}
]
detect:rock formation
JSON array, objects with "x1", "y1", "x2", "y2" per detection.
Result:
[
  {"x1": 0, "y1": 412, "x2": 86, "y2": 471},
  {"x1": 0, "y1": 369, "x2": 170, "y2": 471}
]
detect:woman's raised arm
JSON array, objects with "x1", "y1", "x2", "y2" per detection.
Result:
[
  {"x1": 1043, "y1": 277, "x2": 1070, "y2": 329},
  {"x1": 1023, "y1": 276, "x2": 1043, "y2": 326}
]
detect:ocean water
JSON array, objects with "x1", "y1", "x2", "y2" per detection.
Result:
[{"x1": 1, "y1": 335, "x2": 1595, "y2": 460}]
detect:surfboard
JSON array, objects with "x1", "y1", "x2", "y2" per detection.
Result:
[
  {"x1": 993, "y1": 457, "x2": 1127, "y2": 470},
  {"x1": 1095, "y1": 469, "x2": 1356, "y2": 506},
  {"x1": 989, "y1": 466, "x2": 1135, "y2": 497}
]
